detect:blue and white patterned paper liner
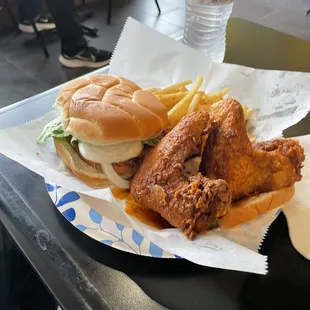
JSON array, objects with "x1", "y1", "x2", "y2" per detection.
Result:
[{"x1": 45, "y1": 182, "x2": 178, "y2": 259}]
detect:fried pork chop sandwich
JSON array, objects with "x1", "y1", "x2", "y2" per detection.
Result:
[{"x1": 37, "y1": 74, "x2": 168, "y2": 189}]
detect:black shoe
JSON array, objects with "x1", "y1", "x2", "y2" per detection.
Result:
[
  {"x1": 19, "y1": 13, "x2": 56, "y2": 33},
  {"x1": 59, "y1": 46, "x2": 112, "y2": 68}
]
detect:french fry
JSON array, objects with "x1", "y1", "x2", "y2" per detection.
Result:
[
  {"x1": 219, "y1": 87, "x2": 231, "y2": 97},
  {"x1": 145, "y1": 87, "x2": 161, "y2": 93},
  {"x1": 201, "y1": 88, "x2": 231, "y2": 106},
  {"x1": 148, "y1": 80, "x2": 255, "y2": 139},
  {"x1": 249, "y1": 136, "x2": 256, "y2": 143},
  {"x1": 205, "y1": 93, "x2": 223, "y2": 105},
  {"x1": 168, "y1": 75, "x2": 203, "y2": 128},
  {"x1": 197, "y1": 95, "x2": 220, "y2": 112},
  {"x1": 155, "y1": 92, "x2": 188, "y2": 110},
  {"x1": 198, "y1": 104, "x2": 209, "y2": 112},
  {"x1": 188, "y1": 93, "x2": 201, "y2": 113},
  {"x1": 242, "y1": 105, "x2": 254, "y2": 121},
  {"x1": 199, "y1": 94, "x2": 206, "y2": 106},
  {"x1": 178, "y1": 86, "x2": 188, "y2": 92},
  {"x1": 155, "y1": 80, "x2": 192, "y2": 95}
]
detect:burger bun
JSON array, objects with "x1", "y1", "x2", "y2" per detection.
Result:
[{"x1": 219, "y1": 185, "x2": 295, "y2": 229}]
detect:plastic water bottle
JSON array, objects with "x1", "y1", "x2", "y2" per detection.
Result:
[{"x1": 183, "y1": 0, "x2": 234, "y2": 62}]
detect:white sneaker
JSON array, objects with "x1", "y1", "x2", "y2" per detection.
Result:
[{"x1": 59, "y1": 46, "x2": 112, "y2": 69}]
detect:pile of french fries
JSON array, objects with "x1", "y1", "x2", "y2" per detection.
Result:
[{"x1": 146, "y1": 76, "x2": 254, "y2": 129}]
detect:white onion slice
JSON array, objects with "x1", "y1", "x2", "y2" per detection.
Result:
[
  {"x1": 78, "y1": 141, "x2": 143, "y2": 164},
  {"x1": 102, "y1": 162, "x2": 130, "y2": 189}
]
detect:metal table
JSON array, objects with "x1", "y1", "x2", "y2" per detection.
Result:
[{"x1": 1, "y1": 18, "x2": 310, "y2": 310}]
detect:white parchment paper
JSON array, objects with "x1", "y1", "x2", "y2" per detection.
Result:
[
  {"x1": 1, "y1": 17, "x2": 310, "y2": 274},
  {"x1": 282, "y1": 134, "x2": 310, "y2": 260},
  {"x1": 0, "y1": 112, "x2": 113, "y2": 201}
]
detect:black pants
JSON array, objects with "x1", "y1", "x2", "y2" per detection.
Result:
[{"x1": 18, "y1": 0, "x2": 87, "y2": 56}]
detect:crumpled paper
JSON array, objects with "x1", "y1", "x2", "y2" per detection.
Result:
[{"x1": 1, "y1": 17, "x2": 310, "y2": 274}]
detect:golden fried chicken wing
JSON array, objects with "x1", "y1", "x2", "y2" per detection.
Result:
[
  {"x1": 131, "y1": 112, "x2": 231, "y2": 239},
  {"x1": 200, "y1": 99, "x2": 305, "y2": 201}
]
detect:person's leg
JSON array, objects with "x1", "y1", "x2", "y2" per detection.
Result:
[
  {"x1": 18, "y1": 0, "x2": 110, "y2": 68},
  {"x1": 44, "y1": 0, "x2": 87, "y2": 56},
  {"x1": 45, "y1": 0, "x2": 112, "y2": 68},
  {"x1": 44, "y1": 0, "x2": 111, "y2": 68},
  {"x1": 18, "y1": 0, "x2": 40, "y2": 22},
  {"x1": 18, "y1": 0, "x2": 55, "y2": 33}
]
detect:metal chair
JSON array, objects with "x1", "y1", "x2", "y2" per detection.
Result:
[
  {"x1": 77, "y1": 0, "x2": 99, "y2": 37},
  {"x1": 0, "y1": 0, "x2": 50, "y2": 57}
]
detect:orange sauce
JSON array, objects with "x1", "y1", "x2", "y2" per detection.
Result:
[
  {"x1": 111, "y1": 187, "x2": 131, "y2": 200},
  {"x1": 111, "y1": 187, "x2": 171, "y2": 229}
]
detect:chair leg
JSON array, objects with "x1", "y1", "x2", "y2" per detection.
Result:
[
  {"x1": 154, "y1": 0, "x2": 161, "y2": 14},
  {"x1": 6, "y1": 6, "x2": 21, "y2": 33},
  {"x1": 107, "y1": 0, "x2": 112, "y2": 25},
  {"x1": 81, "y1": 25, "x2": 98, "y2": 38},
  {"x1": 30, "y1": 20, "x2": 49, "y2": 58}
]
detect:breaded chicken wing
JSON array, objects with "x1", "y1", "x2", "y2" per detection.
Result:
[
  {"x1": 200, "y1": 99, "x2": 305, "y2": 201},
  {"x1": 131, "y1": 112, "x2": 231, "y2": 239}
]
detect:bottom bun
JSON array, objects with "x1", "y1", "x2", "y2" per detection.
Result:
[
  {"x1": 54, "y1": 137, "x2": 112, "y2": 188},
  {"x1": 218, "y1": 185, "x2": 295, "y2": 229}
]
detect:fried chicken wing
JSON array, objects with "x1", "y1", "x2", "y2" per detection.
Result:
[
  {"x1": 131, "y1": 112, "x2": 231, "y2": 239},
  {"x1": 200, "y1": 99, "x2": 305, "y2": 201}
]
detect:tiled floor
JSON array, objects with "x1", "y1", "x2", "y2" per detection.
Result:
[
  {"x1": 0, "y1": 0, "x2": 185, "y2": 109},
  {"x1": 0, "y1": 0, "x2": 309, "y2": 109}
]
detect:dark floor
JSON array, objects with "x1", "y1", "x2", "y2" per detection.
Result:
[
  {"x1": 0, "y1": 0, "x2": 184, "y2": 109},
  {"x1": 1, "y1": 0, "x2": 309, "y2": 109}
]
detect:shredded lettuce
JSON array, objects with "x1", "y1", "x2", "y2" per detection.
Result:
[
  {"x1": 36, "y1": 117, "x2": 70, "y2": 143},
  {"x1": 37, "y1": 117, "x2": 158, "y2": 149},
  {"x1": 142, "y1": 137, "x2": 160, "y2": 147}
]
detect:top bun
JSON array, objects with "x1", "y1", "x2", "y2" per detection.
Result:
[{"x1": 56, "y1": 74, "x2": 168, "y2": 145}]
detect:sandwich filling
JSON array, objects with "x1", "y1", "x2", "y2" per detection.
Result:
[
  {"x1": 37, "y1": 116, "x2": 158, "y2": 188},
  {"x1": 78, "y1": 141, "x2": 143, "y2": 188}
]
